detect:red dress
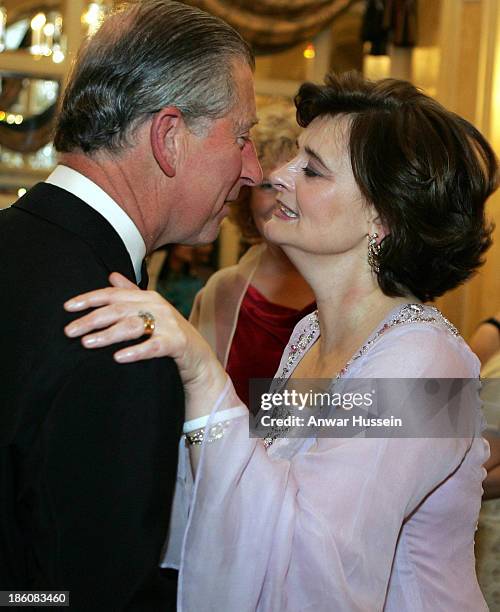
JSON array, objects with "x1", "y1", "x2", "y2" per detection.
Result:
[{"x1": 226, "y1": 284, "x2": 316, "y2": 410}]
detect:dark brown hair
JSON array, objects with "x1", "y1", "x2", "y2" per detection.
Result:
[{"x1": 295, "y1": 71, "x2": 498, "y2": 301}]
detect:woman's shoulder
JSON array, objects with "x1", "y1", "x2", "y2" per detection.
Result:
[{"x1": 350, "y1": 304, "x2": 480, "y2": 379}]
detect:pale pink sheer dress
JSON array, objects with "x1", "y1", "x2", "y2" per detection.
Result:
[{"x1": 163, "y1": 304, "x2": 488, "y2": 611}]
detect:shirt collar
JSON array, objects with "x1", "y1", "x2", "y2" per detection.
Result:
[{"x1": 46, "y1": 164, "x2": 146, "y2": 283}]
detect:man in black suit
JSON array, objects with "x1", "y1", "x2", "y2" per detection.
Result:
[{"x1": 0, "y1": 1, "x2": 260, "y2": 609}]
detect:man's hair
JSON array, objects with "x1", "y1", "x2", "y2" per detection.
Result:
[
  {"x1": 54, "y1": 0, "x2": 254, "y2": 154},
  {"x1": 295, "y1": 71, "x2": 499, "y2": 302}
]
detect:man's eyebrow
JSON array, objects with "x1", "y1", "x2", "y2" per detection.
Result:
[
  {"x1": 304, "y1": 145, "x2": 331, "y2": 170},
  {"x1": 236, "y1": 117, "x2": 258, "y2": 133}
]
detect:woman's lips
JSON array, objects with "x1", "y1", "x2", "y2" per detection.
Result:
[{"x1": 274, "y1": 201, "x2": 299, "y2": 220}]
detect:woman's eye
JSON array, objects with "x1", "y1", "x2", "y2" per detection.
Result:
[
  {"x1": 303, "y1": 166, "x2": 320, "y2": 178},
  {"x1": 258, "y1": 181, "x2": 275, "y2": 191}
]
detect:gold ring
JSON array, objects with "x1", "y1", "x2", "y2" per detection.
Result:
[{"x1": 138, "y1": 311, "x2": 155, "y2": 336}]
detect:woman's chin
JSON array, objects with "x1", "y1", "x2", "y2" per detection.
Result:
[{"x1": 261, "y1": 218, "x2": 283, "y2": 245}]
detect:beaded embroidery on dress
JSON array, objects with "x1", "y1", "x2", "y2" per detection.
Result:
[{"x1": 263, "y1": 303, "x2": 460, "y2": 448}]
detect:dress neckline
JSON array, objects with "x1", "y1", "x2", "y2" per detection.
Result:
[
  {"x1": 278, "y1": 303, "x2": 458, "y2": 382},
  {"x1": 263, "y1": 303, "x2": 459, "y2": 449}
]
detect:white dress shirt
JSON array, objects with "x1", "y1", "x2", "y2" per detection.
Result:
[{"x1": 46, "y1": 164, "x2": 146, "y2": 283}]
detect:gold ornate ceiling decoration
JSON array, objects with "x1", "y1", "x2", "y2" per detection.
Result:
[{"x1": 184, "y1": 0, "x2": 361, "y2": 53}]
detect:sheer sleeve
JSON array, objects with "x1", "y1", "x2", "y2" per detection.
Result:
[
  {"x1": 170, "y1": 324, "x2": 482, "y2": 612},
  {"x1": 188, "y1": 287, "x2": 203, "y2": 328}
]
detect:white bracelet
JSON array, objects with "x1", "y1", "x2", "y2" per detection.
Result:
[
  {"x1": 183, "y1": 414, "x2": 210, "y2": 434},
  {"x1": 183, "y1": 406, "x2": 248, "y2": 434}
]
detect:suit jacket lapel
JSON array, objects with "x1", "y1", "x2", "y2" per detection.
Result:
[{"x1": 14, "y1": 182, "x2": 138, "y2": 284}]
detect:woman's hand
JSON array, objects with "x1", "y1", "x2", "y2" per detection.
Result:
[{"x1": 64, "y1": 272, "x2": 227, "y2": 417}]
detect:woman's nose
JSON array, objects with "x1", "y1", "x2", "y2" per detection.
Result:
[{"x1": 270, "y1": 159, "x2": 296, "y2": 192}]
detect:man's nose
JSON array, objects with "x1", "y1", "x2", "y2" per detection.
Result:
[{"x1": 241, "y1": 140, "x2": 263, "y2": 186}]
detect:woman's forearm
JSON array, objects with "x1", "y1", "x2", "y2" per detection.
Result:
[
  {"x1": 184, "y1": 361, "x2": 228, "y2": 422},
  {"x1": 184, "y1": 365, "x2": 226, "y2": 474},
  {"x1": 184, "y1": 370, "x2": 243, "y2": 473}
]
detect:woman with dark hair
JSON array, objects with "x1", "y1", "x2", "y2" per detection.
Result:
[{"x1": 64, "y1": 72, "x2": 497, "y2": 611}]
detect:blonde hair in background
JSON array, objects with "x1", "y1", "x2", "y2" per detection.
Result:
[{"x1": 252, "y1": 102, "x2": 301, "y2": 173}]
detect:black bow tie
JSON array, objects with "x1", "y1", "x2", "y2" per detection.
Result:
[{"x1": 138, "y1": 259, "x2": 149, "y2": 290}]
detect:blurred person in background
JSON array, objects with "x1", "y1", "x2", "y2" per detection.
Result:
[
  {"x1": 470, "y1": 313, "x2": 500, "y2": 366},
  {"x1": 148, "y1": 243, "x2": 217, "y2": 316},
  {"x1": 471, "y1": 314, "x2": 500, "y2": 609},
  {"x1": 193, "y1": 243, "x2": 217, "y2": 284},
  {"x1": 190, "y1": 105, "x2": 315, "y2": 406},
  {"x1": 148, "y1": 245, "x2": 204, "y2": 319}
]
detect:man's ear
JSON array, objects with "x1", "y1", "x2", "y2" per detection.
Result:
[{"x1": 150, "y1": 107, "x2": 186, "y2": 177}]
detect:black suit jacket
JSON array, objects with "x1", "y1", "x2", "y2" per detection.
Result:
[{"x1": 0, "y1": 183, "x2": 184, "y2": 610}]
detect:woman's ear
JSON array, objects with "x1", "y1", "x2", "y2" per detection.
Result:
[
  {"x1": 150, "y1": 107, "x2": 186, "y2": 177},
  {"x1": 368, "y1": 211, "x2": 389, "y2": 241}
]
